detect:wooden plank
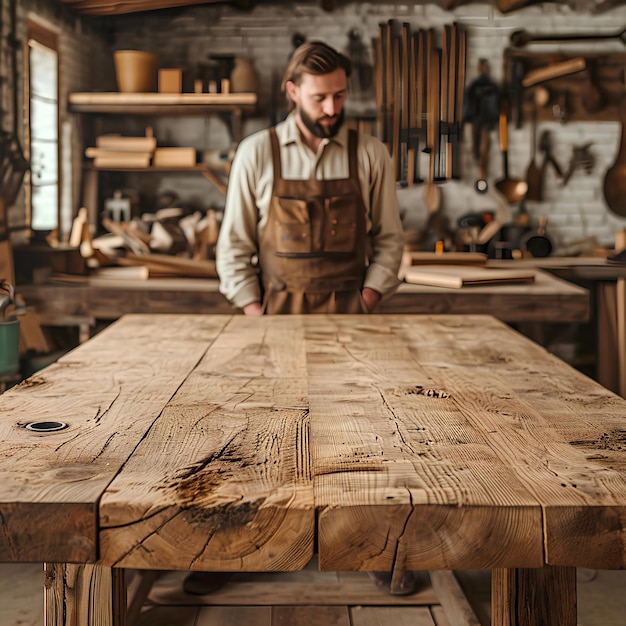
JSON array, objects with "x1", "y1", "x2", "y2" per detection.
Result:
[
  {"x1": 400, "y1": 315, "x2": 626, "y2": 569},
  {"x1": 310, "y1": 316, "x2": 544, "y2": 573},
  {"x1": 430, "y1": 605, "x2": 452, "y2": 626},
  {"x1": 99, "y1": 316, "x2": 314, "y2": 571},
  {"x1": 429, "y1": 571, "x2": 481, "y2": 626},
  {"x1": 69, "y1": 92, "x2": 257, "y2": 106},
  {"x1": 383, "y1": 270, "x2": 589, "y2": 323},
  {"x1": 401, "y1": 265, "x2": 536, "y2": 288},
  {"x1": 0, "y1": 314, "x2": 227, "y2": 562},
  {"x1": 351, "y1": 606, "x2": 436, "y2": 626},
  {"x1": 273, "y1": 606, "x2": 350, "y2": 626},
  {"x1": 68, "y1": 91, "x2": 256, "y2": 116},
  {"x1": 44, "y1": 563, "x2": 126, "y2": 626}
]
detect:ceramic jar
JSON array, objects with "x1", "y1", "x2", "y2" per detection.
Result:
[{"x1": 230, "y1": 57, "x2": 259, "y2": 94}]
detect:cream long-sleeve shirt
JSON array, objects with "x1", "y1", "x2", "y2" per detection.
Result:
[{"x1": 216, "y1": 113, "x2": 404, "y2": 309}]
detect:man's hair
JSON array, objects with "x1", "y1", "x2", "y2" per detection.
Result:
[{"x1": 281, "y1": 41, "x2": 352, "y2": 110}]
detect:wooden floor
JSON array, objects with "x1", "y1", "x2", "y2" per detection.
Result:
[{"x1": 2, "y1": 560, "x2": 626, "y2": 625}]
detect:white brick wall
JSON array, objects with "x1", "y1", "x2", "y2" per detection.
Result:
[{"x1": 9, "y1": 1, "x2": 626, "y2": 250}]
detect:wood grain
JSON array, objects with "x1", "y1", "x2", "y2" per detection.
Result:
[
  {"x1": 310, "y1": 316, "x2": 543, "y2": 572},
  {"x1": 99, "y1": 316, "x2": 314, "y2": 571},
  {"x1": 2, "y1": 312, "x2": 626, "y2": 626},
  {"x1": 0, "y1": 315, "x2": 226, "y2": 562}
]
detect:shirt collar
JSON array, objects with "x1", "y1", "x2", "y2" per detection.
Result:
[{"x1": 281, "y1": 112, "x2": 349, "y2": 150}]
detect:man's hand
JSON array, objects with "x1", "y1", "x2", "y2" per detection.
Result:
[
  {"x1": 243, "y1": 302, "x2": 263, "y2": 316},
  {"x1": 361, "y1": 287, "x2": 380, "y2": 313}
]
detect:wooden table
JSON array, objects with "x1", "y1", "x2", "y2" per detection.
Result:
[{"x1": 1, "y1": 313, "x2": 623, "y2": 626}]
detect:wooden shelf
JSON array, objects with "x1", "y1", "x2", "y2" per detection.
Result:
[
  {"x1": 68, "y1": 91, "x2": 257, "y2": 115},
  {"x1": 86, "y1": 163, "x2": 224, "y2": 173},
  {"x1": 84, "y1": 162, "x2": 228, "y2": 194}
]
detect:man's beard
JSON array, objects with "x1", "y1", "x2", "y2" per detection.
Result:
[{"x1": 299, "y1": 107, "x2": 344, "y2": 139}]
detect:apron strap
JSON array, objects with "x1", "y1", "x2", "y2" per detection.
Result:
[
  {"x1": 269, "y1": 127, "x2": 282, "y2": 191},
  {"x1": 348, "y1": 129, "x2": 358, "y2": 181}
]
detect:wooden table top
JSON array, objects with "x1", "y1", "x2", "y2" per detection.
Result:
[{"x1": 0, "y1": 314, "x2": 623, "y2": 573}]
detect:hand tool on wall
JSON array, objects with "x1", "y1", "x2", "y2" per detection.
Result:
[
  {"x1": 508, "y1": 54, "x2": 525, "y2": 129},
  {"x1": 524, "y1": 90, "x2": 542, "y2": 201},
  {"x1": 537, "y1": 129, "x2": 563, "y2": 201},
  {"x1": 521, "y1": 57, "x2": 586, "y2": 88},
  {"x1": 391, "y1": 24, "x2": 402, "y2": 180},
  {"x1": 376, "y1": 22, "x2": 389, "y2": 146},
  {"x1": 603, "y1": 94, "x2": 626, "y2": 216},
  {"x1": 563, "y1": 142, "x2": 595, "y2": 185},
  {"x1": 462, "y1": 59, "x2": 499, "y2": 163},
  {"x1": 510, "y1": 27, "x2": 626, "y2": 48},
  {"x1": 445, "y1": 23, "x2": 457, "y2": 180},
  {"x1": 401, "y1": 22, "x2": 411, "y2": 185},
  {"x1": 373, "y1": 34, "x2": 384, "y2": 143},
  {"x1": 475, "y1": 125, "x2": 489, "y2": 194},
  {"x1": 452, "y1": 28, "x2": 466, "y2": 179},
  {"x1": 409, "y1": 30, "x2": 423, "y2": 184},
  {"x1": 438, "y1": 25, "x2": 449, "y2": 181},
  {"x1": 581, "y1": 59, "x2": 606, "y2": 114},
  {"x1": 423, "y1": 38, "x2": 441, "y2": 215},
  {"x1": 495, "y1": 100, "x2": 528, "y2": 204}
]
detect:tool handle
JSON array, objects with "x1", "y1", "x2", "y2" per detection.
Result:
[
  {"x1": 499, "y1": 109, "x2": 508, "y2": 153},
  {"x1": 522, "y1": 57, "x2": 586, "y2": 87}
]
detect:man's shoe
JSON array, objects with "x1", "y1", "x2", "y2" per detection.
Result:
[{"x1": 182, "y1": 571, "x2": 233, "y2": 595}]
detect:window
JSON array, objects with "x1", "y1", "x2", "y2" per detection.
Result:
[{"x1": 27, "y1": 21, "x2": 59, "y2": 235}]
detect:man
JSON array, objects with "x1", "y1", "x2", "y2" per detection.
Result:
[
  {"x1": 215, "y1": 40, "x2": 404, "y2": 315},
  {"x1": 187, "y1": 41, "x2": 413, "y2": 597}
]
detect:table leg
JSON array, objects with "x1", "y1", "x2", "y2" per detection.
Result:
[
  {"x1": 44, "y1": 563, "x2": 127, "y2": 626},
  {"x1": 492, "y1": 566, "x2": 576, "y2": 626},
  {"x1": 597, "y1": 282, "x2": 619, "y2": 394},
  {"x1": 617, "y1": 277, "x2": 626, "y2": 398}
]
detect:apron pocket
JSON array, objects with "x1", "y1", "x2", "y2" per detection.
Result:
[{"x1": 276, "y1": 197, "x2": 311, "y2": 254}]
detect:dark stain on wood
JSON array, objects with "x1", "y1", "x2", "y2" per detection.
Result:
[{"x1": 570, "y1": 430, "x2": 626, "y2": 451}]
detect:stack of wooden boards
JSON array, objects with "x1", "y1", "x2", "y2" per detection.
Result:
[
  {"x1": 400, "y1": 251, "x2": 536, "y2": 288},
  {"x1": 85, "y1": 127, "x2": 196, "y2": 168}
]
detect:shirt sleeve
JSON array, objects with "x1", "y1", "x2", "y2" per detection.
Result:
[
  {"x1": 215, "y1": 133, "x2": 266, "y2": 309},
  {"x1": 362, "y1": 138, "x2": 404, "y2": 300}
]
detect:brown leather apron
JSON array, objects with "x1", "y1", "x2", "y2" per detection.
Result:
[{"x1": 259, "y1": 128, "x2": 368, "y2": 315}]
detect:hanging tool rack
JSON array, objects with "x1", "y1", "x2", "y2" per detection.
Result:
[{"x1": 373, "y1": 19, "x2": 466, "y2": 186}]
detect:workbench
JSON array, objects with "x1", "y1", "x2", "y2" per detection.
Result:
[
  {"x1": 0, "y1": 313, "x2": 624, "y2": 625},
  {"x1": 17, "y1": 267, "x2": 589, "y2": 324}
]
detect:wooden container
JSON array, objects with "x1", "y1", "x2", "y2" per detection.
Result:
[
  {"x1": 153, "y1": 147, "x2": 196, "y2": 167},
  {"x1": 158, "y1": 69, "x2": 183, "y2": 94},
  {"x1": 114, "y1": 50, "x2": 157, "y2": 93},
  {"x1": 230, "y1": 57, "x2": 259, "y2": 93}
]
